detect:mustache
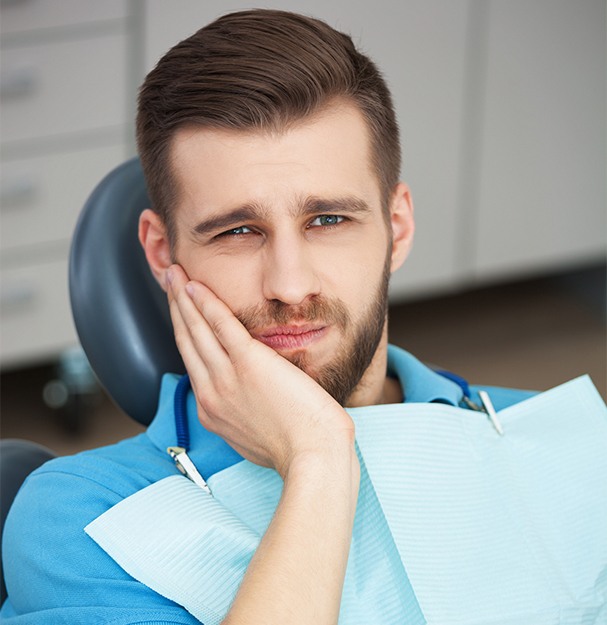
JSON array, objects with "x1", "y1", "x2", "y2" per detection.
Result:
[{"x1": 236, "y1": 296, "x2": 351, "y2": 333}]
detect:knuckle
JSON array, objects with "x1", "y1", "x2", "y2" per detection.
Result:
[
  {"x1": 199, "y1": 383, "x2": 219, "y2": 409},
  {"x1": 197, "y1": 408, "x2": 213, "y2": 430}
]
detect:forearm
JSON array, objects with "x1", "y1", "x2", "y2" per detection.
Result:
[{"x1": 223, "y1": 445, "x2": 360, "y2": 625}]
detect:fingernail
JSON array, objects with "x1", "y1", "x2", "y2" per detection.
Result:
[
  {"x1": 166, "y1": 268, "x2": 174, "y2": 287},
  {"x1": 185, "y1": 283, "x2": 195, "y2": 297}
]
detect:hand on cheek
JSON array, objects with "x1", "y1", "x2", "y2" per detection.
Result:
[{"x1": 166, "y1": 264, "x2": 355, "y2": 478}]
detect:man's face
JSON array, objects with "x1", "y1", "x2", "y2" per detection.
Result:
[{"x1": 167, "y1": 103, "x2": 402, "y2": 405}]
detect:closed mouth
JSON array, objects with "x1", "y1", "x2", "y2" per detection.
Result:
[{"x1": 254, "y1": 324, "x2": 328, "y2": 350}]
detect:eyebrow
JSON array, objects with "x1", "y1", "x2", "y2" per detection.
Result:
[
  {"x1": 191, "y1": 195, "x2": 372, "y2": 237},
  {"x1": 192, "y1": 205, "x2": 266, "y2": 237},
  {"x1": 300, "y1": 196, "x2": 372, "y2": 218}
]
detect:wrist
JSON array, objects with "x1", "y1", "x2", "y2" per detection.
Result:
[{"x1": 282, "y1": 442, "x2": 361, "y2": 499}]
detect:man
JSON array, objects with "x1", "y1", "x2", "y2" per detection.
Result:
[{"x1": 1, "y1": 10, "x2": 540, "y2": 623}]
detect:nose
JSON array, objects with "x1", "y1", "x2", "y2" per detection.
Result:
[{"x1": 261, "y1": 236, "x2": 321, "y2": 305}]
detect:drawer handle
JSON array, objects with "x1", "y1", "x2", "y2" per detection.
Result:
[
  {"x1": 0, "y1": 67, "x2": 38, "y2": 100},
  {"x1": 0, "y1": 283, "x2": 37, "y2": 313},
  {"x1": 1, "y1": 178, "x2": 38, "y2": 207}
]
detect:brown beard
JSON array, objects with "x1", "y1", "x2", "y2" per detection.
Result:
[{"x1": 236, "y1": 249, "x2": 391, "y2": 406}]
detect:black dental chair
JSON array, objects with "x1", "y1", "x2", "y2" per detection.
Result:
[
  {"x1": 1, "y1": 158, "x2": 182, "y2": 602},
  {"x1": 69, "y1": 157, "x2": 185, "y2": 425}
]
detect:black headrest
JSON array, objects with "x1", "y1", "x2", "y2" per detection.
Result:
[{"x1": 69, "y1": 158, "x2": 185, "y2": 425}]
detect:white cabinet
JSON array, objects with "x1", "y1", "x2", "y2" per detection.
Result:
[
  {"x1": 0, "y1": 1, "x2": 133, "y2": 368},
  {"x1": 2, "y1": 258, "x2": 77, "y2": 365},
  {"x1": 1, "y1": 145, "x2": 126, "y2": 253},
  {"x1": 143, "y1": 0, "x2": 606, "y2": 300},
  {"x1": 1, "y1": 34, "x2": 127, "y2": 144}
]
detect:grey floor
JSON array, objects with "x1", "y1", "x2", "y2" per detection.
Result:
[{"x1": 1, "y1": 266, "x2": 605, "y2": 458}]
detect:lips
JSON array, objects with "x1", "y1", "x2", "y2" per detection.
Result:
[{"x1": 254, "y1": 324, "x2": 328, "y2": 350}]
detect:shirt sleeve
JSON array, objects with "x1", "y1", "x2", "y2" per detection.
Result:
[{"x1": 1, "y1": 459, "x2": 203, "y2": 624}]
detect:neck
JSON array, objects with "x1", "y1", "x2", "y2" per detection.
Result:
[{"x1": 345, "y1": 326, "x2": 402, "y2": 408}]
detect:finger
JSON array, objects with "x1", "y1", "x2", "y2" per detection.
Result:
[
  {"x1": 184, "y1": 280, "x2": 257, "y2": 360},
  {"x1": 169, "y1": 296, "x2": 236, "y2": 423},
  {"x1": 166, "y1": 264, "x2": 193, "y2": 305},
  {"x1": 168, "y1": 267, "x2": 241, "y2": 356},
  {"x1": 167, "y1": 266, "x2": 231, "y2": 371},
  {"x1": 167, "y1": 288, "x2": 211, "y2": 390},
  {"x1": 167, "y1": 280, "x2": 228, "y2": 399}
]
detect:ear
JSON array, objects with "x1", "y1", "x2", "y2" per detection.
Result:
[
  {"x1": 138, "y1": 208, "x2": 172, "y2": 291},
  {"x1": 388, "y1": 182, "x2": 415, "y2": 273}
]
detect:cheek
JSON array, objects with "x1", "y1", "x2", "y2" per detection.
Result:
[
  {"x1": 318, "y1": 243, "x2": 387, "y2": 307},
  {"x1": 181, "y1": 251, "x2": 261, "y2": 312}
]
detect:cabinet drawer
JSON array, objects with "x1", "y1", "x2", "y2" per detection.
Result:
[
  {"x1": 1, "y1": 33, "x2": 127, "y2": 145},
  {"x1": 0, "y1": 258, "x2": 77, "y2": 367},
  {"x1": 1, "y1": 144, "x2": 126, "y2": 252},
  {"x1": 1, "y1": 0, "x2": 127, "y2": 36}
]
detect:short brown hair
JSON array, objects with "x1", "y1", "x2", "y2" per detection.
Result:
[{"x1": 137, "y1": 9, "x2": 401, "y2": 244}]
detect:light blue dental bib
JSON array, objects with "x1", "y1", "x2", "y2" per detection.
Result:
[{"x1": 86, "y1": 376, "x2": 607, "y2": 624}]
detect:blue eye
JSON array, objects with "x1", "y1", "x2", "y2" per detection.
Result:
[
  {"x1": 221, "y1": 226, "x2": 252, "y2": 236},
  {"x1": 310, "y1": 215, "x2": 344, "y2": 227}
]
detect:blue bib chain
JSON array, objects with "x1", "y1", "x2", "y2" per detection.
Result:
[
  {"x1": 435, "y1": 369, "x2": 504, "y2": 435},
  {"x1": 167, "y1": 374, "x2": 212, "y2": 493},
  {"x1": 174, "y1": 373, "x2": 191, "y2": 450}
]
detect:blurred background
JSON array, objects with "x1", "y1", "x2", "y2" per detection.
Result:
[{"x1": 1, "y1": 0, "x2": 605, "y2": 455}]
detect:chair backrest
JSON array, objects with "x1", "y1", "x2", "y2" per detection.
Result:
[
  {"x1": 0, "y1": 439, "x2": 56, "y2": 603},
  {"x1": 69, "y1": 157, "x2": 185, "y2": 426}
]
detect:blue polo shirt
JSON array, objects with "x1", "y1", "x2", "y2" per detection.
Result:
[{"x1": 1, "y1": 346, "x2": 534, "y2": 623}]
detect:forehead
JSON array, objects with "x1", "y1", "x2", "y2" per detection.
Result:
[{"x1": 169, "y1": 102, "x2": 381, "y2": 217}]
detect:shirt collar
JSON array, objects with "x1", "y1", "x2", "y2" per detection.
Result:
[
  {"x1": 387, "y1": 344, "x2": 463, "y2": 406},
  {"x1": 147, "y1": 373, "x2": 180, "y2": 454}
]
